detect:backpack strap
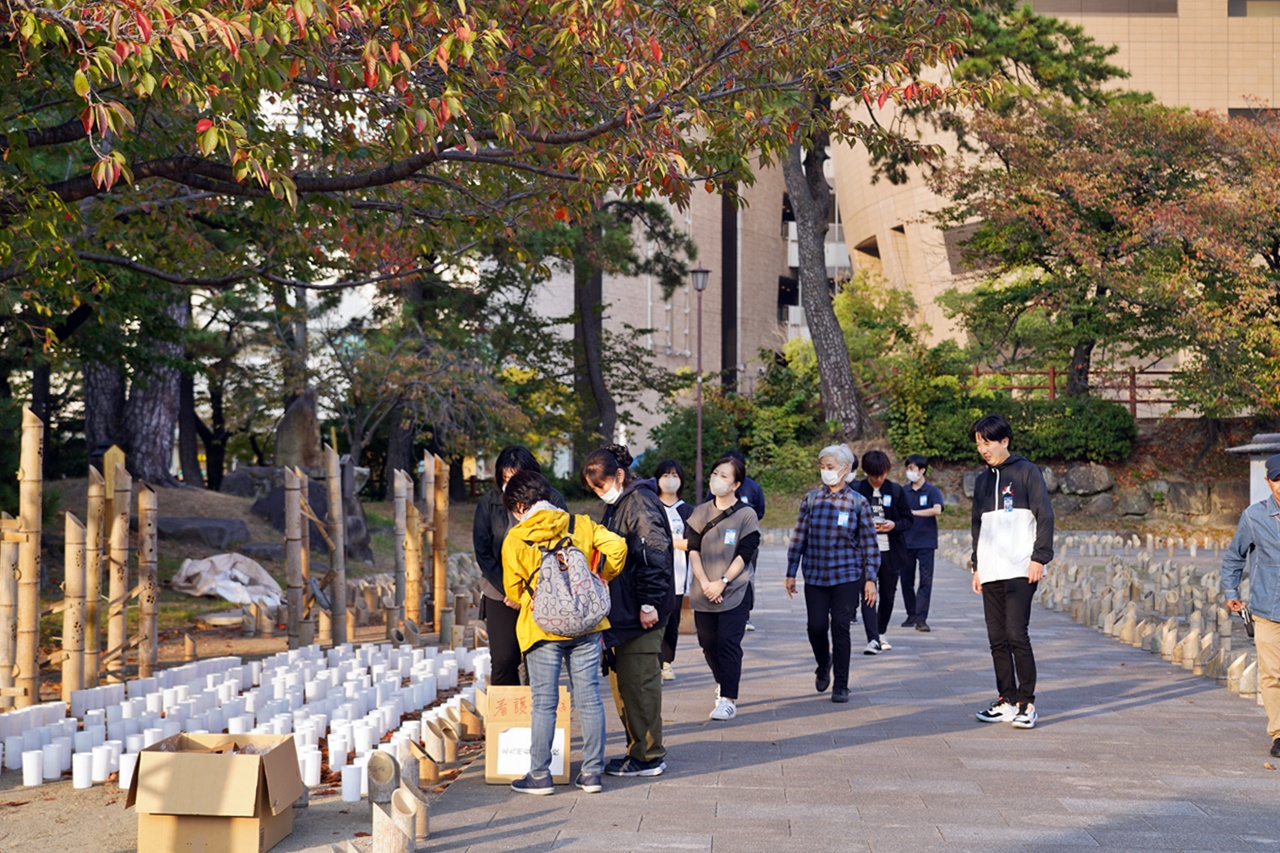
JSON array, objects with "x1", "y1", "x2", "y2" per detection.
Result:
[{"x1": 698, "y1": 504, "x2": 741, "y2": 537}]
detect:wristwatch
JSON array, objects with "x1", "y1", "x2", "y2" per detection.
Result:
[{"x1": 640, "y1": 604, "x2": 657, "y2": 614}]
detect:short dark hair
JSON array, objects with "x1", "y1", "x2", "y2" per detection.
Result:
[
  {"x1": 861, "y1": 449, "x2": 891, "y2": 477},
  {"x1": 494, "y1": 445, "x2": 541, "y2": 492},
  {"x1": 581, "y1": 444, "x2": 634, "y2": 490},
  {"x1": 502, "y1": 470, "x2": 552, "y2": 514},
  {"x1": 972, "y1": 414, "x2": 1013, "y2": 443},
  {"x1": 905, "y1": 453, "x2": 929, "y2": 470},
  {"x1": 653, "y1": 459, "x2": 686, "y2": 499},
  {"x1": 710, "y1": 454, "x2": 745, "y2": 486}
]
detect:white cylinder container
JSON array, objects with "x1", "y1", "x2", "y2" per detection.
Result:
[
  {"x1": 105, "y1": 739, "x2": 122, "y2": 772},
  {"x1": 91, "y1": 744, "x2": 112, "y2": 782},
  {"x1": 4, "y1": 736, "x2": 22, "y2": 770},
  {"x1": 118, "y1": 752, "x2": 138, "y2": 790},
  {"x1": 126, "y1": 733, "x2": 146, "y2": 754},
  {"x1": 42, "y1": 743, "x2": 61, "y2": 780},
  {"x1": 302, "y1": 749, "x2": 322, "y2": 787},
  {"x1": 55, "y1": 737, "x2": 72, "y2": 772},
  {"x1": 23, "y1": 750, "x2": 44, "y2": 786},
  {"x1": 73, "y1": 730, "x2": 94, "y2": 754},
  {"x1": 341, "y1": 764, "x2": 362, "y2": 802},
  {"x1": 72, "y1": 752, "x2": 94, "y2": 788}
]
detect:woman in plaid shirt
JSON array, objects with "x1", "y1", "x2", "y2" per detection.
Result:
[{"x1": 784, "y1": 444, "x2": 880, "y2": 704}]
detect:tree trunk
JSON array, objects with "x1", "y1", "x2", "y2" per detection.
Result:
[
  {"x1": 124, "y1": 300, "x2": 186, "y2": 485},
  {"x1": 30, "y1": 362, "x2": 51, "y2": 477},
  {"x1": 781, "y1": 138, "x2": 871, "y2": 441},
  {"x1": 1065, "y1": 338, "x2": 1095, "y2": 396},
  {"x1": 274, "y1": 284, "x2": 308, "y2": 411},
  {"x1": 197, "y1": 379, "x2": 229, "y2": 491},
  {"x1": 84, "y1": 360, "x2": 127, "y2": 455},
  {"x1": 384, "y1": 404, "x2": 415, "y2": 488},
  {"x1": 178, "y1": 340, "x2": 204, "y2": 487},
  {"x1": 573, "y1": 229, "x2": 617, "y2": 463}
]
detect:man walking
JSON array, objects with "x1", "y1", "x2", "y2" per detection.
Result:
[
  {"x1": 1221, "y1": 452, "x2": 1280, "y2": 758},
  {"x1": 970, "y1": 414, "x2": 1054, "y2": 730},
  {"x1": 902, "y1": 454, "x2": 944, "y2": 633}
]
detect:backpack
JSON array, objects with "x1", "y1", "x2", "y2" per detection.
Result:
[{"x1": 527, "y1": 515, "x2": 612, "y2": 637}]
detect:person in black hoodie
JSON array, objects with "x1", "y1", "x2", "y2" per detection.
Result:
[
  {"x1": 853, "y1": 450, "x2": 913, "y2": 655},
  {"x1": 969, "y1": 414, "x2": 1054, "y2": 730},
  {"x1": 583, "y1": 444, "x2": 674, "y2": 777},
  {"x1": 472, "y1": 446, "x2": 567, "y2": 686}
]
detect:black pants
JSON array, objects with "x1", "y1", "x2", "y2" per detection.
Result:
[
  {"x1": 483, "y1": 595, "x2": 523, "y2": 686},
  {"x1": 694, "y1": 589, "x2": 752, "y2": 699},
  {"x1": 861, "y1": 564, "x2": 898, "y2": 642},
  {"x1": 981, "y1": 577, "x2": 1038, "y2": 705},
  {"x1": 805, "y1": 581, "x2": 860, "y2": 691},
  {"x1": 902, "y1": 547, "x2": 935, "y2": 622},
  {"x1": 661, "y1": 595, "x2": 685, "y2": 664}
]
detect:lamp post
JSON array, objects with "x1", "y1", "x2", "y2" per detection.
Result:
[{"x1": 691, "y1": 265, "x2": 710, "y2": 501}]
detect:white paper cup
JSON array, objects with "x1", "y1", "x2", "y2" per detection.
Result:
[{"x1": 22, "y1": 750, "x2": 44, "y2": 786}]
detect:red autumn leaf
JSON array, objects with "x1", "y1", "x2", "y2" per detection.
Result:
[
  {"x1": 649, "y1": 37, "x2": 662, "y2": 62},
  {"x1": 553, "y1": 206, "x2": 569, "y2": 222},
  {"x1": 196, "y1": 119, "x2": 214, "y2": 133},
  {"x1": 136, "y1": 12, "x2": 152, "y2": 43},
  {"x1": 364, "y1": 67, "x2": 378, "y2": 89}
]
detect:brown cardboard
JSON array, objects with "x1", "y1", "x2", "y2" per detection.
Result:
[
  {"x1": 483, "y1": 685, "x2": 572, "y2": 784},
  {"x1": 126, "y1": 733, "x2": 304, "y2": 853}
]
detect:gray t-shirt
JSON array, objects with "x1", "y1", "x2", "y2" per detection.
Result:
[{"x1": 687, "y1": 500, "x2": 759, "y2": 613}]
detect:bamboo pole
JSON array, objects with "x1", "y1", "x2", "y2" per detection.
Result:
[
  {"x1": 422, "y1": 451, "x2": 435, "y2": 630},
  {"x1": 84, "y1": 467, "x2": 105, "y2": 686},
  {"x1": 325, "y1": 445, "x2": 347, "y2": 645},
  {"x1": 137, "y1": 484, "x2": 159, "y2": 678},
  {"x1": 404, "y1": 497, "x2": 422, "y2": 627},
  {"x1": 285, "y1": 468, "x2": 303, "y2": 649},
  {"x1": 390, "y1": 468, "x2": 408, "y2": 638},
  {"x1": 105, "y1": 464, "x2": 132, "y2": 683},
  {"x1": 14, "y1": 408, "x2": 44, "y2": 708},
  {"x1": 298, "y1": 468, "x2": 314, "y2": 645},
  {"x1": 432, "y1": 455, "x2": 449, "y2": 632},
  {"x1": 0, "y1": 512, "x2": 17, "y2": 710},
  {"x1": 61, "y1": 513, "x2": 87, "y2": 705}
]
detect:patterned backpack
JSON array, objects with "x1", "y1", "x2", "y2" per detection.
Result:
[{"x1": 527, "y1": 514, "x2": 611, "y2": 637}]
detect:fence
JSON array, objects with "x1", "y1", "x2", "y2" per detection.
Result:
[{"x1": 968, "y1": 365, "x2": 1183, "y2": 416}]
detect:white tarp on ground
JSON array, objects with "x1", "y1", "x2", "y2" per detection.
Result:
[{"x1": 171, "y1": 553, "x2": 283, "y2": 609}]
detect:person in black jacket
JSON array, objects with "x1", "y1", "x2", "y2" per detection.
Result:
[
  {"x1": 583, "y1": 444, "x2": 674, "y2": 778},
  {"x1": 655, "y1": 459, "x2": 695, "y2": 681},
  {"x1": 472, "y1": 446, "x2": 567, "y2": 686},
  {"x1": 853, "y1": 450, "x2": 913, "y2": 655}
]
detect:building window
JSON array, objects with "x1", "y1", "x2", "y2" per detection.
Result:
[
  {"x1": 1032, "y1": 1, "x2": 1177, "y2": 14},
  {"x1": 1230, "y1": 0, "x2": 1280, "y2": 16}
]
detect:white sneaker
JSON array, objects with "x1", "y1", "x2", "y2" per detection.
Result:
[
  {"x1": 709, "y1": 697, "x2": 737, "y2": 721},
  {"x1": 863, "y1": 640, "x2": 882, "y2": 655},
  {"x1": 661, "y1": 662, "x2": 675, "y2": 681},
  {"x1": 880, "y1": 639, "x2": 892, "y2": 651},
  {"x1": 1011, "y1": 702, "x2": 1037, "y2": 729},
  {"x1": 975, "y1": 698, "x2": 1017, "y2": 723},
  {"x1": 744, "y1": 621, "x2": 756, "y2": 632}
]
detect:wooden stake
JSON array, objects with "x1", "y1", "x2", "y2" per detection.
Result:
[
  {"x1": 61, "y1": 513, "x2": 87, "y2": 704},
  {"x1": 325, "y1": 445, "x2": 347, "y2": 645},
  {"x1": 285, "y1": 468, "x2": 303, "y2": 649},
  {"x1": 84, "y1": 467, "x2": 105, "y2": 687},
  {"x1": 137, "y1": 484, "x2": 159, "y2": 678},
  {"x1": 0, "y1": 512, "x2": 17, "y2": 710},
  {"x1": 404, "y1": 477, "x2": 422, "y2": 627},
  {"x1": 105, "y1": 463, "x2": 132, "y2": 683},
  {"x1": 391, "y1": 468, "x2": 408, "y2": 638},
  {"x1": 183, "y1": 633, "x2": 197, "y2": 662},
  {"x1": 432, "y1": 455, "x2": 449, "y2": 633},
  {"x1": 15, "y1": 407, "x2": 44, "y2": 708}
]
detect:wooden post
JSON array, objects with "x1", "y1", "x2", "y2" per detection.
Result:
[
  {"x1": 102, "y1": 446, "x2": 125, "y2": 535},
  {"x1": 0, "y1": 512, "x2": 17, "y2": 710},
  {"x1": 105, "y1": 464, "x2": 132, "y2": 683},
  {"x1": 1048, "y1": 365, "x2": 1057, "y2": 402},
  {"x1": 62, "y1": 513, "x2": 87, "y2": 705},
  {"x1": 183, "y1": 633, "x2": 197, "y2": 662},
  {"x1": 391, "y1": 468, "x2": 408, "y2": 638},
  {"x1": 1128, "y1": 366, "x2": 1138, "y2": 416},
  {"x1": 137, "y1": 484, "x2": 159, "y2": 679},
  {"x1": 432, "y1": 455, "x2": 449, "y2": 633},
  {"x1": 84, "y1": 467, "x2": 105, "y2": 687},
  {"x1": 405, "y1": 496, "x2": 422, "y2": 627},
  {"x1": 325, "y1": 446, "x2": 347, "y2": 645},
  {"x1": 297, "y1": 468, "x2": 313, "y2": 644},
  {"x1": 15, "y1": 408, "x2": 44, "y2": 708},
  {"x1": 422, "y1": 451, "x2": 435, "y2": 629},
  {"x1": 285, "y1": 468, "x2": 303, "y2": 649}
]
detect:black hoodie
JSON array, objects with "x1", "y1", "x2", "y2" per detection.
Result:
[
  {"x1": 970, "y1": 454, "x2": 1054, "y2": 583},
  {"x1": 601, "y1": 477, "x2": 675, "y2": 647}
]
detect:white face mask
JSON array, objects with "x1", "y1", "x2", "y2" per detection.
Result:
[
  {"x1": 820, "y1": 468, "x2": 846, "y2": 487},
  {"x1": 658, "y1": 476, "x2": 681, "y2": 495},
  {"x1": 599, "y1": 485, "x2": 622, "y2": 505},
  {"x1": 709, "y1": 476, "x2": 734, "y2": 498},
  {"x1": 905, "y1": 470, "x2": 921, "y2": 483}
]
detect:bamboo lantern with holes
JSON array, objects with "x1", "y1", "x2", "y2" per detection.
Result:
[
  {"x1": 391, "y1": 469, "x2": 408, "y2": 638},
  {"x1": 285, "y1": 468, "x2": 303, "y2": 649},
  {"x1": 431, "y1": 455, "x2": 449, "y2": 632},
  {"x1": 84, "y1": 467, "x2": 104, "y2": 686},
  {"x1": 0, "y1": 512, "x2": 17, "y2": 710},
  {"x1": 325, "y1": 445, "x2": 347, "y2": 645},
  {"x1": 404, "y1": 478, "x2": 422, "y2": 627},
  {"x1": 422, "y1": 451, "x2": 435, "y2": 630},
  {"x1": 105, "y1": 463, "x2": 131, "y2": 683},
  {"x1": 137, "y1": 485, "x2": 159, "y2": 678},
  {"x1": 61, "y1": 513, "x2": 87, "y2": 704},
  {"x1": 14, "y1": 408, "x2": 43, "y2": 708}
]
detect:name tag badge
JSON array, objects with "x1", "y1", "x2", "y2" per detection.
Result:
[
  {"x1": 837, "y1": 512, "x2": 850, "y2": 527},
  {"x1": 723, "y1": 529, "x2": 737, "y2": 546},
  {"x1": 920, "y1": 495, "x2": 928, "y2": 507},
  {"x1": 1004, "y1": 496, "x2": 1014, "y2": 513},
  {"x1": 883, "y1": 495, "x2": 892, "y2": 507}
]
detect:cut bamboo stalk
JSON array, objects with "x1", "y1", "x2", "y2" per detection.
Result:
[
  {"x1": 398, "y1": 780, "x2": 429, "y2": 842},
  {"x1": 390, "y1": 787, "x2": 417, "y2": 845},
  {"x1": 409, "y1": 739, "x2": 440, "y2": 785},
  {"x1": 105, "y1": 463, "x2": 132, "y2": 684},
  {"x1": 371, "y1": 799, "x2": 411, "y2": 853},
  {"x1": 15, "y1": 408, "x2": 44, "y2": 707},
  {"x1": 285, "y1": 468, "x2": 303, "y2": 649},
  {"x1": 137, "y1": 484, "x2": 159, "y2": 678},
  {"x1": 183, "y1": 633, "x2": 197, "y2": 662},
  {"x1": 432, "y1": 455, "x2": 449, "y2": 632},
  {"x1": 404, "y1": 494, "x2": 422, "y2": 627},
  {"x1": 84, "y1": 467, "x2": 104, "y2": 686},
  {"x1": 61, "y1": 513, "x2": 87, "y2": 705},
  {"x1": 325, "y1": 445, "x2": 347, "y2": 645},
  {"x1": 366, "y1": 750, "x2": 399, "y2": 804},
  {"x1": 0, "y1": 511, "x2": 18, "y2": 710},
  {"x1": 391, "y1": 469, "x2": 408, "y2": 639}
]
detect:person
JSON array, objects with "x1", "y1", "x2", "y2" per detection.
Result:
[
  {"x1": 472, "y1": 446, "x2": 568, "y2": 686},
  {"x1": 1221, "y1": 452, "x2": 1280, "y2": 758},
  {"x1": 582, "y1": 444, "x2": 675, "y2": 777},
  {"x1": 970, "y1": 414, "x2": 1054, "y2": 730},
  {"x1": 703, "y1": 449, "x2": 767, "y2": 521},
  {"x1": 853, "y1": 450, "x2": 913, "y2": 655},
  {"x1": 902, "y1": 453, "x2": 945, "y2": 633},
  {"x1": 655, "y1": 460, "x2": 694, "y2": 681},
  {"x1": 686, "y1": 454, "x2": 760, "y2": 721},
  {"x1": 500, "y1": 471, "x2": 628, "y2": 795},
  {"x1": 784, "y1": 444, "x2": 879, "y2": 704}
]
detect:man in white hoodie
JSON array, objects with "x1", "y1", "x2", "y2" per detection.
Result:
[{"x1": 969, "y1": 414, "x2": 1055, "y2": 730}]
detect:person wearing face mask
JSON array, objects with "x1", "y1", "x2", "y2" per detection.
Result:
[
  {"x1": 654, "y1": 459, "x2": 694, "y2": 682},
  {"x1": 582, "y1": 444, "x2": 675, "y2": 777},
  {"x1": 784, "y1": 445, "x2": 880, "y2": 704},
  {"x1": 853, "y1": 450, "x2": 913, "y2": 655},
  {"x1": 473, "y1": 446, "x2": 568, "y2": 686},
  {"x1": 686, "y1": 455, "x2": 760, "y2": 721},
  {"x1": 500, "y1": 470, "x2": 628, "y2": 795},
  {"x1": 902, "y1": 454, "x2": 944, "y2": 633}
]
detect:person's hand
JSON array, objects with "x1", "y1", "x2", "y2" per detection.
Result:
[
  {"x1": 503, "y1": 596, "x2": 520, "y2": 610},
  {"x1": 863, "y1": 579, "x2": 877, "y2": 607},
  {"x1": 639, "y1": 608, "x2": 659, "y2": 629},
  {"x1": 704, "y1": 580, "x2": 724, "y2": 605},
  {"x1": 971, "y1": 571, "x2": 982, "y2": 594},
  {"x1": 672, "y1": 536, "x2": 688, "y2": 552},
  {"x1": 876, "y1": 520, "x2": 895, "y2": 533},
  {"x1": 1028, "y1": 561, "x2": 1045, "y2": 583},
  {"x1": 784, "y1": 577, "x2": 797, "y2": 599},
  {"x1": 1227, "y1": 599, "x2": 1245, "y2": 612}
]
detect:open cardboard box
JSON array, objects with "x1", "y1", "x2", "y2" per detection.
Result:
[
  {"x1": 481, "y1": 685, "x2": 572, "y2": 784},
  {"x1": 126, "y1": 733, "x2": 304, "y2": 853}
]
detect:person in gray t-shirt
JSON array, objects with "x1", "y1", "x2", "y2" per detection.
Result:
[{"x1": 687, "y1": 455, "x2": 761, "y2": 722}]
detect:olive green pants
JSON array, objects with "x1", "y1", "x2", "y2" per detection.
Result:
[{"x1": 608, "y1": 627, "x2": 667, "y2": 762}]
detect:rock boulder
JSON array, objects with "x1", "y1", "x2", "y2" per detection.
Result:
[
  {"x1": 156, "y1": 517, "x2": 251, "y2": 550},
  {"x1": 1115, "y1": 488, "x2": 1154, "y2": 516},
  {"x1": 1165, "y1": 481, "x2": 1211, "y2": 515},
  {"x1": 1061, "y1": 463, "x2": 1114, "y2": 496}
]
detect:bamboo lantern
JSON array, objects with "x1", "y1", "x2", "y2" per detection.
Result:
[
  {"x1": 284, "y1": 468, "x2": 303, "y2": 649},
  {"x1": 137, "y1": 485, "x2": 159, "y2": 678},
  {"x1": 61, "y1": 513, "x2": 87, "y2": 704},
  {"x1": 391, "y1": 468, "x2": 408, "y2": 638},
  {"x1": 84, "y1": 467, "x2": 105, "y2": 686},
  {"x1": 0, "y1": 512, "x2": 17, "y2": 710},
  {"x1": 14, "y1": 408, "x2": 44, "y2": 708},
  {"x1": 105, "y1": 464, "x2": 132, "y2": 683},
  {"x1": 403, "y1": 473, "x2": 423, "y2": 627},
  {"x1": 431, "y1": 455, "x2": 449, "y2": 633},
  {"x1": 324, "y1": 445, "x2": 347, "y2": 645}
]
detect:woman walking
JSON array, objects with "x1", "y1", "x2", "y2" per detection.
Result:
[{"x1": 655, "y1": 459, "x2": 693, "y2": 682}]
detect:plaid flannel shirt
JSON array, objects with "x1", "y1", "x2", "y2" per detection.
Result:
[{"x1": 786, "y1": 484, "x2": 880, "y2": 586}]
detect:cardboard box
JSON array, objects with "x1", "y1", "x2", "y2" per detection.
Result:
[
  {"x1": 483, "y1": 685, "x2": 572, "y2": 785},
  {"x1": 126, "y1": 733, "x2": 304, "y2": 853}
]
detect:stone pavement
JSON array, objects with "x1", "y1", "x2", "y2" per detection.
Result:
[{"x1": 416, "y1": 546, "x2": 1279, "y2": 853}]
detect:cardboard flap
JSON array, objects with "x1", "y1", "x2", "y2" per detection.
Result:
[
  {"x1": 132, "y1": 750, "x2": 263, "y2": 816},
  {"x1": 258, "y1": 735, "x2": 304, "y2": 815}
]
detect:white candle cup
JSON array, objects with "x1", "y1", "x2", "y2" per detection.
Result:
[
  {"x1": 72, "y1": 752, "x2": 94, "y2": 788},
  {"x1": 4, "y1": 736, "x2": 23, "y2": 770},
  {"x1": 340, "y1": 764, "x2": 362, "y2": 802},
  {"x1": 303, "y1": 750, "x2": 322, "y2": 787},
  {"x1": 125, "y1": 733, "x2": 146, "y2": 754},
  {"x1": 23, "y1": 750, "x2": 44, "y2": 786},
  {"x1": 55, "y1": 737, "x2": 72, "y2": 772},
  {"x1": 91, "y1": 745, "x2": 112, "y2": 783},
  {"x1": 73, "y1": 730, "x2": 94, "y2": 754},
  {"x1": 143, "y1": 727, "x2": 163, "y2": 748},
  {"x1": 118, "y1": 752, "x2": 138, "y2": 790},
  {"x1": 42, "y1": 744, "x2": 61, "y2": 780},
  {"x1": 105, "y1": 740, "x2": 123, "y2": 773}
]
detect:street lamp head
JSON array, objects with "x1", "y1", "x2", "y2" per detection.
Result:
[{"x1": 690, "y1": 265, "x2": 710, "y2": 292}]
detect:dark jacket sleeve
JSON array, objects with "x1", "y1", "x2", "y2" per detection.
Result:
[
  {"x1": 550, "y1": 487, "x2": 568, "y2": 510},
  {"x1": 629, "y1": 492, "x2": 673, "y2": 609},
  {"x1": 472, "y1": 491, "x2": 503, "y2": 591},
  {"x1": 676, "y1": 502, "x2": 694, "y2": 524},
  {"x1": 890, "y1": 482, "x2": 914, "y2": 536},
  {"x1": 970, "y1": 472, "x2": 986, "y2": 572},
  {"x1": 745, "y1": 478, "x2": 766, "y2": 520},
  {"x1": 1025, "y1": 462, "x2": 1055, "y2": 565}
]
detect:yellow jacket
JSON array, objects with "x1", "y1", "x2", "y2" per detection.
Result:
[{"x1": 501, "y1": 507, "x2": 628, "y2": 652}]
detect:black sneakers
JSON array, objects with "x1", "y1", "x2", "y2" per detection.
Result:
[
  {"x1": 831, "y1": 687, "x2": 850, "y2": 703},
  {"x1": 815, "y1": 663, "x2": 831, "y2": 693},
  {"x1": 1271, "y1": 738, "x2": 1280, "y2": 758}
]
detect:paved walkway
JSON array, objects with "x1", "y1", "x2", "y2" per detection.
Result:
[{"x1": 420, "y1": 547, "x2": 1279, "y2": 853}]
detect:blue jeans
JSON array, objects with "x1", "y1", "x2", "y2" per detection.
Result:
[{"x1": 524, "y1": 633, "x2": 606, "y2": 777}]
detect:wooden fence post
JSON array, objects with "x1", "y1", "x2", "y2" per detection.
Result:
[
  {"x1": 432, "y1": 455, "x2": 449, "y2": 634},
  {"x1": 1128, "y1": 367, "x2": 1138, "y2": 417},
  {"x1": 137, "y1": 484, "x2": 159, "y2": 678},
  {"x1": 404, "y1": 474, "x2": 422, "y2": 628},
  {"x1": 325, "y1": 445, "x2": 347, "y2": 645},
  {"x1": 0, "y1": 512, "x2": 17, "y2": 709},
  {"x1": 105, "y1": 464, "x2": 132, "y2": 683},
  {"x1": 84, "y1": 467, "x2": 105, "y2": 686},
  {"x1": 285, "y1": 468, "x2": 303, "y2": 649},
  {"x1": 62, "y1": 513, "x2": 87, "y2": 704},
  {"x1": 422, "y1": 451, "x2": 435, "y2": 630},
  {"x1": 1048, "y1": 365, "x2": 1057, "y2": 402},
  {"x1": 15, "y1": 408, "x2": 44, "y2": 707},
  {"x1": 391, "y1": 468, "x2": 408, "y2": 638}
]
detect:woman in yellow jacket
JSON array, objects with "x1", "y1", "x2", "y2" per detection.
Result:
[{"x1": 501, "y1": 470, "x2": 628, "y2": 796}]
